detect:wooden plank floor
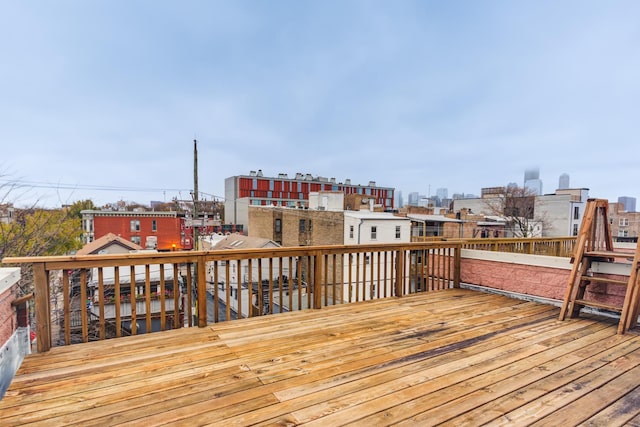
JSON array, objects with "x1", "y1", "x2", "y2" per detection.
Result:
[{"x1": 3, "y1": 288, "x2": 640, "y2": 426}]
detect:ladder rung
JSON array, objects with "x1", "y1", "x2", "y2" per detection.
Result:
[
  {"x1": 574, "y1": 299, "x2": 622, "y2": 312},
  {"x1": 580, "y1": 276, "x2": 629, "y2": 286},
  {"x1": 585, "y1": 251, "x2": 629, "y2": 259}
]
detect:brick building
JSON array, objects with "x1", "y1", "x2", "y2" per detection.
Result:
[
  {"x1": 249, "y1": 204, "x2": 411, "y2": 304},
  {"x1": 610, "y1": 202, "x2": 640, "y2": 242},
  {"x1": 82, "y1": 210, "x2": 186, "y2": 250},
  {"x1": 225, "y1": 170, "x2": 395, "y2": 232},
  {"x1": 249, "y1": 206, "x2": 344, "y2": 246},
  {"x1": 82, "y1": 210, "x2": 243, "y2": 251}
]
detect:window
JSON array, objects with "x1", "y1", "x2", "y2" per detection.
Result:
[
  {"x1": 371, "y1": 226, "x2": 377, "y2": 240},
  {"x1": 574, "y1": 206, "x2": 580, "y2": 220},
  {"x1": 152, "y1": 220, "x2": 157, "y2": 232},
  {"x1": 620, "y1": 218, "x2": 629, "y2": 226},
  {"x1": 619, "y1": 230, "x2": 629, "y2": 237},
  {"x1": 269, "y1": 180, "x2": 274, "y2": 191},
  {"x1": 130, "y1": 220, "x2": 140, "y2": 232},
  {"x1": 131, "y1": 236, "x2": 141, "y2": 245},
  {"x1": 395, "y1": 225, "x2": 401, "y2": 239},
  {"x1": 308, "y1": 219, "x2": 312, "y2": 232},
  {"x1": 274, "y1": 218, "x2": 282, "y2": 233},
  {"x1": 299, "y1": 219, "x2": 306, "y2": 232},
  {"x1": 252, "y1": 178, "x2": 258, "y2": 188},
  {"x1": 349, "y1": 225, "x2": 354, "y2": 239},
  {"x1": 573, "y1": 224, "x2": 579, "y2": 236}
]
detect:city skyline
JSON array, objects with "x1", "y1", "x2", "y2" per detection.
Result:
[{"x1": 2, "y1": 1, "x2": 639, "y2": 207}]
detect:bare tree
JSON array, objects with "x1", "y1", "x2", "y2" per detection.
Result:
[
  {"x1": 0, "y1": 174, "x2": 88, "y2": 296},
  {"x1": 483, "y1": 185, "x2": 545, "y2": 238}
]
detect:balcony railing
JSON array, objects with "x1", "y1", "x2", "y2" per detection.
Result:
[
  {"x1": 412, "y1": 236, "x2": 576, "y2": 257},
  {"x1": 3, "y1": 242, "x2": 462, "y2": 352}
]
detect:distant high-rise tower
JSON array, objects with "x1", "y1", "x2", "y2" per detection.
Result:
[
  {"x1": 524, "y1": 168, "x2": 539, "y2": 182},
  {"x1": 396, "y1": 190, "x2": 404, "y2": 208},
  {"x1": 618, "y1": 196, "x2": 637, "y2": 212},
  {"x1": 524, "y1": 167, "x2": 542, "y2": 195},
  {"x1": 408, "y1": 192, "x2": 420, "y2": 206},
  {"x1": 558, "y1": 173, "x2": 570, "y2": 190},
  {"x1": 436, "y1": 188, "x2": 448, "y2": 201}
]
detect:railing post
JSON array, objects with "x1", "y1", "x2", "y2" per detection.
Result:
[
  {"x1": 395, "y1": 249, "x2": 405, "y2": 297},
  {"x1": 33, "y1": 262, "x2": 51, "y2": 352},
  {"x1": 453, "y1": 244, "x2": 461, "y2": 288},
  {"x1": 197, "y1": 255, "x2": 207, "y2": 327},
  {"x1": 313, "y1": 251, "x2": 323, "y2": 309}
]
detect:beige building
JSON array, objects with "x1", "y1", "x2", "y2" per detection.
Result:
[
  {"x1": 249, "y1": 206, "x2": 345, "y2": 246},
  {"x1": 609, "y1": 202, "x2": 640, "y2": 241}
]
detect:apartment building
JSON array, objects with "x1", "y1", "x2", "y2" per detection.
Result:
[
  {"x1": 249, "y1": 198, "x2": 411, "y2": 304},
  {"x1": 452, "y1": 188, "x2": 589, "y2": 237},
  {"x1": 225, "y1": 170, "x2": 395, "y2": 231},
  {"x1": 610, "y1": 202, "x2": 640, "y2": 242}
]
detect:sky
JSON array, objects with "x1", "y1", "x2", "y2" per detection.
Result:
[{"x1": 1, "y1": 1, "x2": 639, "y2": 208}]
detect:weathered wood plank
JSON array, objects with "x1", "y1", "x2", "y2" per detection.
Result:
[
  {"x1": 2, "y1": 289, "x2": 640, "y2": 427},
  {"x1": 579, "y1": 385, "x2": 640, "y2": 426}
]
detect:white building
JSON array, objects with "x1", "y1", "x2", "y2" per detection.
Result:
[
  {"x1": 452, "y1": 188, "x2": 589, "y2": 237},
  {"x1": 342, "y1": 211, "x2": 411, "y2": 301}
]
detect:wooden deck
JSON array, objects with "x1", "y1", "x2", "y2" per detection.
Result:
[{"x1": 3, "y1": 288, "x2": 640, "y2": 426}]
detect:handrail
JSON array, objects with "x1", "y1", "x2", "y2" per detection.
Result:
[
  {"x1": 11, "y1": 292, "x2": 33, "y2": 307},
  {"x1": 412, "y1": 237, "x2": 577, "y2": 258},
  {"x1": 2, "y1": 241, "x2": 462, "y2": 352}
]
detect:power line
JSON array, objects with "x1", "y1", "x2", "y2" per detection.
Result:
[{"x1": 0, "y1": 178, "x2": 190, "y2": 194}]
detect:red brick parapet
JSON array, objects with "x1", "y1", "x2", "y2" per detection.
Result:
[
  {"x1": 0, "y1": 268, "x2": 22, "y2": 348},
  {"x1": 460, "y1": 250, "x2": 630, "y2": 308}
]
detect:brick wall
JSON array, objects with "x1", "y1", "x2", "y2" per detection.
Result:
[
  {"x1": 460, "y1": 250, "x2": 629, "y2": 307},
  {"x1": 0, "y1": 268, "x2": 21, "y2": 348},
  {"x1": 249, "y1": 207, "x2": 344, "y2": 247},
  {"x1": 0, "y1": 286, "x2": 15, "y2": 347},
  {"x1": 460, "y1": 256, "x2": 569, "y2": 300}
]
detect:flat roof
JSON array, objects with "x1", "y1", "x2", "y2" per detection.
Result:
[{"x1": 407, "y1": 214, "x2": 461, "y2": 223}]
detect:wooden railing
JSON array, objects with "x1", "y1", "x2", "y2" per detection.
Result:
[
  {"x1": 2, "y1": 242, "x2": 461, "y2": 352},
  {"x1": 412, "y1": 237, "x2": 576, "y2": 258}
]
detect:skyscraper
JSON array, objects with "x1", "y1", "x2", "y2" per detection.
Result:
[
  {"x1": 618, "y1": 196, "x2": 637, "y2": 212},
  {"x1": 524, "y1": 168, "x2": 539, "y2": 182},
  {"x1": 407, "y1": 192, "x2": 420, "y2": 206},
  {"x1": 524, "y1": 168, "x2": 542, "y2": 195},
  {"x1": 558, "y1": 173, "x2": 570, "y2": 190}
]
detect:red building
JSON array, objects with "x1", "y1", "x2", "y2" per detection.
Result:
[
  {"x1": 81, "y1": 210, "x2": 191, "y2": 251},
  {"x1": 224, "y1": 170, "x2": 395, "y2": 228},
  {"x1": 81, "y1": 210, "x2": 245, "y2": 251}
]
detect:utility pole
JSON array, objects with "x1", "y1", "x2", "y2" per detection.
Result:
[{"x1": 193, "y1": 138, "x2": 199, "y2": 251}]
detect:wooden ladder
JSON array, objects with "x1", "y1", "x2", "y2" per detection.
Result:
[{"x1": 559, "y1": 198, "x2": 640, "y2": 334}]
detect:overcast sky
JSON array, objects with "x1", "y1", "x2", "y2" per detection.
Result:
[{"x1": 1, "y1": 1, "x2": 638, "y2": 208}]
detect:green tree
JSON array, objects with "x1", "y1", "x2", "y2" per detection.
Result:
[{"x1": 1, "y1": 196, "x2": 89, "y2": 295}]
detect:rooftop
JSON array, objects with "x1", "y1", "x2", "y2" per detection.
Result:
[{"x1": 3, "y1": 288, "x2": 640, "y2": 425}]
